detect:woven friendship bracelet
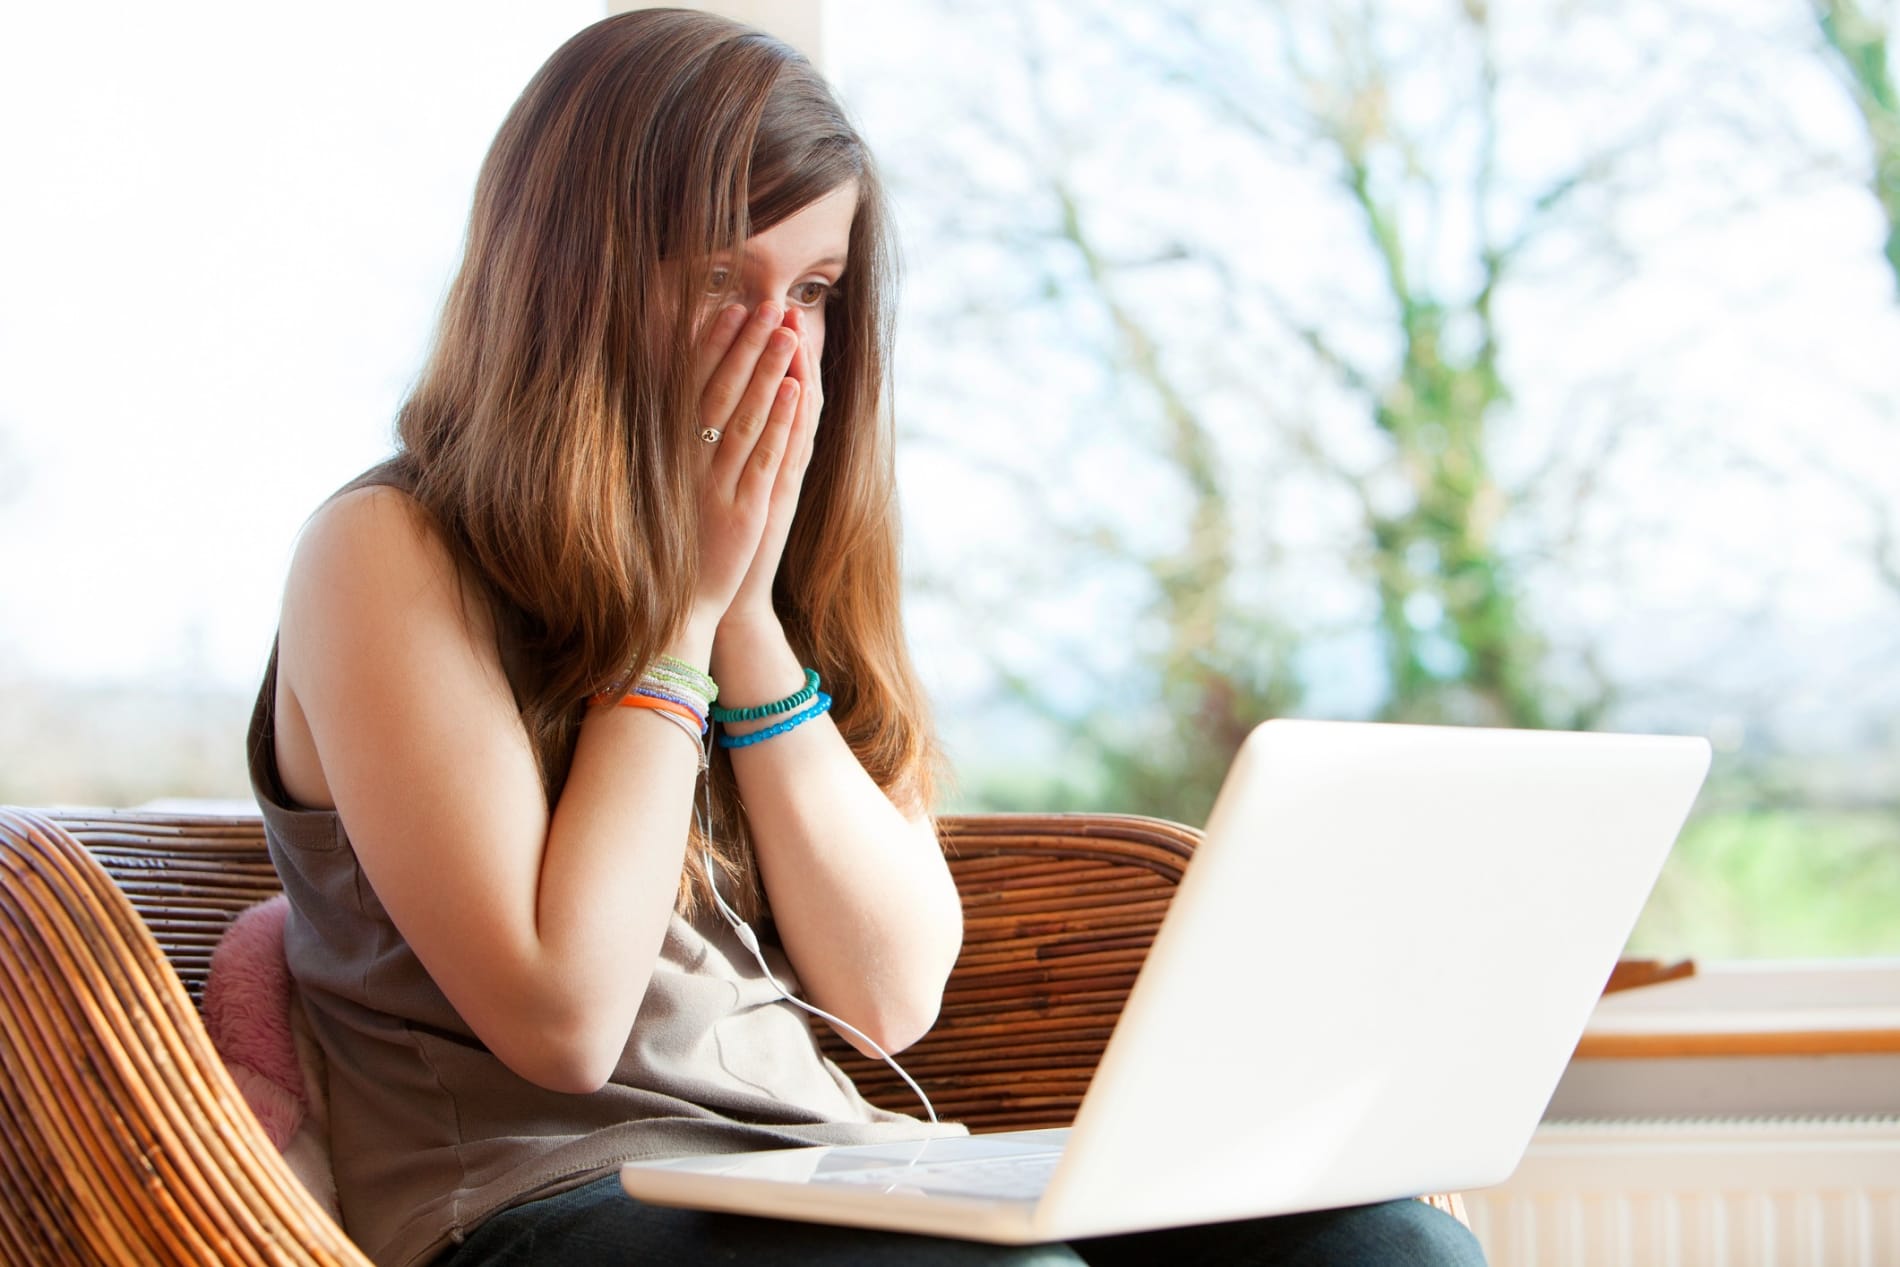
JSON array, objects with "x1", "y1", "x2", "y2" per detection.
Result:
[
  {"x1": 711, "y1": 668, "x2": 821, "y2": 724},
  {"x1": 716, "y1": 690, "x2": 832, "y2": 749}
]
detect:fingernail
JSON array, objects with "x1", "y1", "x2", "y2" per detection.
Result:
[
  {"x1": 721, "y1": 303, "x2": 747, "y2": 326},
  {"x1": 754, "y1": 302, "x2": 780, "y2": 327}
]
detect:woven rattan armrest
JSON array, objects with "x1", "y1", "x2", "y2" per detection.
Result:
[{"x1": 0, "y1": 807, "x2": 369, "y2": 1267}]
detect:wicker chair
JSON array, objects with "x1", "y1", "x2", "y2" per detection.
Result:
[{"x1": 0, "y1": 806, "x2": 1464, "y2": 1265}]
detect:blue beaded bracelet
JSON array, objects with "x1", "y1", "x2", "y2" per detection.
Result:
[{"x1": 716, "y1": 691, "x2": 831, "y2": 749}]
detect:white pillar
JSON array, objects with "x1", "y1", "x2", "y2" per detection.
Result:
[{"x1": 605, "y1": 1, "x2": 827, "y2": 73}]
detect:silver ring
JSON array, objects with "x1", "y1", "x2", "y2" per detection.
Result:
[{"x1": 700, "y1": 427, "x2": 722, "y2": 444}]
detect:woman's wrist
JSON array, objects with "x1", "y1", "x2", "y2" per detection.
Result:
[
  {"x1": 708, "y1": 610, "x2": 810, "y2": 723},
  {"x1": 715, "y1": 601, "x2": 783, "y2": 643},
  {"x1": 710, "y1": 607, "x2": 788, "y2": 673},
  {"x1": 674, "y1": 606, "x2": 723, "y2": 665}
]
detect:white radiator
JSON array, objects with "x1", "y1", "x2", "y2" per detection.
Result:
[{"x1": 1461, "y1": 1117, "x2": 1900, "y2": 1267}]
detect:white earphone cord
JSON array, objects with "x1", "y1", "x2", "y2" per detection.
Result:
[{"x1": 696, "y1": 750, "x2": 939, "y2": 1126}]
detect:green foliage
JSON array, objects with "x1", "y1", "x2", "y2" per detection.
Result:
[
  {"x1": 907, "y1": 4, "x2": 1897, "y2": 963},
  {"x1": 1079, "y1": 638, "x2": 1305, "y2": 825},
  {"x1": 1816, "y1": 0, "x2": 1900, "y2": 292},
  {"x1": 1628, "y1": 805, "x2": 1900, "y2": 958},
  {"x1": 965, "y1": 614, "x2": 1307, "y2": 827}
]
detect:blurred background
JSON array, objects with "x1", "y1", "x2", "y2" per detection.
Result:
[{"x1": 2, "y1": 0, "x2": 1895, "y2": 960}]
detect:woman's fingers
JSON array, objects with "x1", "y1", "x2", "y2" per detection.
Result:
[
  {"x1": 695, "y1": 374, "x2": 798, "y2": 614},
  {"x1": 775, "y1": 308, "x2": 820, "y2": 471},
  {"x1": 744, "y1": 327, "x2": 818, "y2": 595},
  {"x1": 709, "y1": 323, "x2": 797, "y2": 490},
  {"x1": 736, "y1": 376, "x2": 800, "y2": 510},
  {"x1": 791, "y1": 324, "x2": 821, "y2": 474},
  {"x1": 691, "y1": 302, "x2": 814, "y2": 614},
  {"x1": 700, "y1": 302, "x2": 785, "y2": 434},
  {"x1": 748, "y1": 376, "x2": 801, "y2": 480}
]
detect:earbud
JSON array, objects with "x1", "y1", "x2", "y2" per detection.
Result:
[{"x1": 734, "y1": 921, "x2": 760, "y2": 956}]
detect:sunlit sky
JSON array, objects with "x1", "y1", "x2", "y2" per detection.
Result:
[
  {"x1": 0, "y1": 2, "x2": 603, "y2": 688},
  {"x1": 2, "y1": 0, "x2": 1896, "y2": 743}
]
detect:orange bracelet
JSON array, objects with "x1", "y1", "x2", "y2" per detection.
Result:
[{"x1": 603, "y1": 692, "x2": 705, "y2": 731}]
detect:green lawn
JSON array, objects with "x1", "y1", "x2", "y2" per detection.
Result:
[{"x1": 1627, "y1": 808, "x2": 1900, "y2": 959}]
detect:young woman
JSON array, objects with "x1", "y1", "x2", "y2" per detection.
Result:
[{"x1": 251, "y1": 10, "x2": 1487, "y2": 1266}]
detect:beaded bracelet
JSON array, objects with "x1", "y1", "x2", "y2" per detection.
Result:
[
  {"x1": 590, "y1": 656, "x2": 717, "y2": 719},
  {"x1": 645, "y1": 656, "x2": 718, "y2": 707},
  {"x1": 717, "y1": 691, "x2": 832, "y2": 749},
  {"x1": 711, "y1": 668, "x2": 821, "y2": 725},
  {"x1": 632, "y1": 685, "x2": 711, "y2": 731}
]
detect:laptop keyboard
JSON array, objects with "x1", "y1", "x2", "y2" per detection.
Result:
[{"x1": 818, "y1": 1153, "x2": 1059, "y2": 1201}]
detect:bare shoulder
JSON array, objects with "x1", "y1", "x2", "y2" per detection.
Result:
[
  {"x1": 281, "y1": 476, "x2": 507, "y2": 678},
  {"x1": 288, "y1": 483, "x2": 450, "y2": 597},
  {"x1": 284, "y1": 483, "x2": 498, "y2": 639},
  {"x1": 275, "y1": 483, "x2": 506, "y2": 808}
]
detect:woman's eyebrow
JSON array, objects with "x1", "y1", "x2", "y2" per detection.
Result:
[{"x1": 807, "y1": 254, "x2": 848, "y2": 271}]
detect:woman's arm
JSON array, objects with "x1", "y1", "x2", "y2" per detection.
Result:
[
  {"x1": 705, "y1": 313, "x2": 962, "y2": 1058},
  {"x1": 276, "y1": 487, "x2": 711, "y2": 1093},
  {"x1": 274, "y1": 302, "x2": 803, "y2": 1095},
  {"x1": 710, "y1": 616, "x2": 963, "y2": 1059}
]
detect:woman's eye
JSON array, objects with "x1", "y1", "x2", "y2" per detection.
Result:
[
  {"x1": 705, "y1": 267, "x2": 732, "y2": 294},
  {"x1": 791, "y1": 280, "x2": 832, "y2": 307}
]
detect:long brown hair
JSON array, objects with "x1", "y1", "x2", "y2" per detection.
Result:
[{"x1": 383, "y1": 8, "x2": 936, "y2": 917}]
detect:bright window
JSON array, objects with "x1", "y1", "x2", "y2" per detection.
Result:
[{"x1": 3, "y1": 2, "x2": 1894, "y2": 959}]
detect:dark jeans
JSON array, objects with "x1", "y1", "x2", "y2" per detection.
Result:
[{"x1": 433, "y1": 1172, "x2": 1488, "y2": 1266}]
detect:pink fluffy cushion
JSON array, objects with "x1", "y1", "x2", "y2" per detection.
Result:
[{"x1": 203, "y1": 895, "x2": 307, "y2": 1148}]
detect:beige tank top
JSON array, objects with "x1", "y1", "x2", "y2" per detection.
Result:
[{"x1": 248, "y1": 655, "x2": 955, "y2": 1267}]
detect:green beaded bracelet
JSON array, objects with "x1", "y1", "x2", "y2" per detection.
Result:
[
  {"x1": 650, "y1": 655, "x2": 717, "y2": 704},
  {"x1": 711, "y1": 667, "x2": 820, "y2": 724}
]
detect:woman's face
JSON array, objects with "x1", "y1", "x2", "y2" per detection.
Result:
[{"x1": 702, "y1": 180, "x2": 858, "y2": 359}]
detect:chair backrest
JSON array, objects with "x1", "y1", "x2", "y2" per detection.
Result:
[
  {"x1": 51, "y1": 810, "x2": 283, "y2": 1004},
  {"x1": 11, "y1": 805, "x2": 1466, "y2": 1243},
  {"x1": 49, "y1": 808, "x2": 1198, "y2": 1133},
  {"x1": 823, "y1": 814, "x2": 1197, "y2": 1129}
]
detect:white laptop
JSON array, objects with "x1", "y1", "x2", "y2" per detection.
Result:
[{"x1": 622, "y1": 719, "x2": 1712, "y2": 1243}]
